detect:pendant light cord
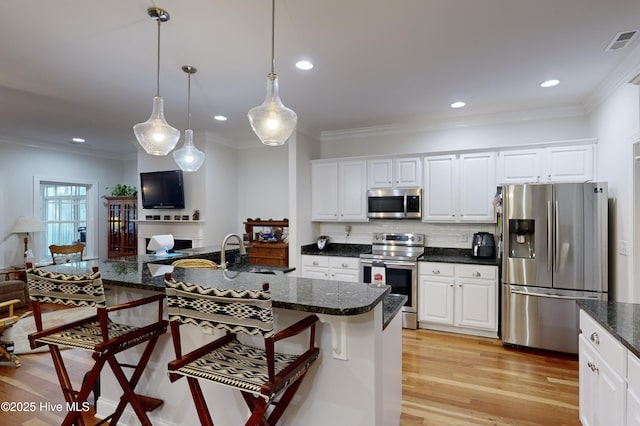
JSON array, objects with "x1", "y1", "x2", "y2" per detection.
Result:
[
  {"x1": 270, "y1": 0, "x2": 276, "y2": 77},
  {"x1": 156, "y1": 17, "x2": 161, "y2": 97},
  {"x1": 187, "y1": 72, "x2": 192, "y2": 129}
]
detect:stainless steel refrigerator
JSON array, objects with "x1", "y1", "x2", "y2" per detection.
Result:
[{"x1": 501, "y1": 182, "x2": 608, "y2": 354}]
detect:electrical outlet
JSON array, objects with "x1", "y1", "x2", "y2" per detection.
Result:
[
  {"x1": 345, "y1": 225, "x2": 351, "y2": 234},
  {"x1": 619, "y1": 240, "x2": 629, "y2": 256}
]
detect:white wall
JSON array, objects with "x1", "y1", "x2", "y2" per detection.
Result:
[
  {"x1": 137, "y1": 131, "x2": 240, "y2": 247},
  {"x1": 0, "y1": 139, "x2": 127, "y2": 267},
  {"x1": 589, "y1": 83, "x2": 640, "y2": 302},
  {"x1": 290, "y1": 131, "x2": 321, "y2": 268},
  {"x1": 237, "y1": 144, "x2": 288, "y2": 226}
]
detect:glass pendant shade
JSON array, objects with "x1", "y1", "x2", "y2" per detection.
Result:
[
  {"x1": 133, "y1": 96, "x2": 180, "y2": 156},
  {"x1": 248, "y1": 74, "x2": 297, "y2": 146},
  {"x1": 173, "y1": 129, "x2": 204, "y2": 171}
]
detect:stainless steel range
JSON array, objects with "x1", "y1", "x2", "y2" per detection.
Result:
[{"x1": 360, "y1": 232, "x2": 425, "y2": 329}]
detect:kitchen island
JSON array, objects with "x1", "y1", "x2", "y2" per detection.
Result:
[{"x1": 42, "y1": 259, "x2": 403, "y2": 426}]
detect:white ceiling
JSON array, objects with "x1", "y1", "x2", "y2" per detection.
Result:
[{"x1": 1, "y1": 0, "x2": 640, "y2": 157}]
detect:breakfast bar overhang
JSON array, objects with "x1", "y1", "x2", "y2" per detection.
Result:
[{"x1": 44, "y1": 260, "x2": 404, "y2": 426}]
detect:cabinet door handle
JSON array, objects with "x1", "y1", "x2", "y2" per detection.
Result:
[
  {"x1": 472, "y1": 272, "x2": 481, "y2": 277},
  {"x1": 312, "y1": 261, "x2": 319, "y2": 266},
  {"x1": 341, "y1": 263, "x2": 348, "y2": 268},
  {"x1": 432, "y1": 269, "x2": 440, "y2": 274},
  {"x1": 587, "y1": 361, "x2": 599, "y2": 373},
  {"x1": 590, "y1": 332, "x2": 600, "y2": 345}
]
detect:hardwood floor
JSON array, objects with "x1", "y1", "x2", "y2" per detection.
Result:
[
  {"x1": 1, "y1": 312, "x2": 578, "y2": 425},
  {"x1": 400, "y1": 329, "x2": 579, "y2": 426}
]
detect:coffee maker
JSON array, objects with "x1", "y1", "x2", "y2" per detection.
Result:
[{"x1": 471, "y1": 232, "x2": 495, "y2": 258}]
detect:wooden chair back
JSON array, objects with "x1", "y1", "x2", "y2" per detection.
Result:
[{"x1": 49, "y1": 243, "x2": 85, "y2": 264}]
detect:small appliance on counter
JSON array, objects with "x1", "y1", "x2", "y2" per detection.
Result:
[
  {"x1": 471, "y1": 232, "x2": 495, "y2": 258},
  {"x1": 316, "y1": 235, "x2": 330, "y2": 251}
]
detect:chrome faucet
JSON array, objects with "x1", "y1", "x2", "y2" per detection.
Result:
[{"x1": 220, "y1": 233, "x2": 246, "y2": 270}]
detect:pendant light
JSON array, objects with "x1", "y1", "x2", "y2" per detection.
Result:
[
  {"x1": 173, "y1": 65, "x2": 205, "y2": 172},
  {"x1": 247, "y1": 0, "x2": 297, "y2": 146},
  {"x1": 133, "y1": 7, "x2": 180, "y2": 156}
]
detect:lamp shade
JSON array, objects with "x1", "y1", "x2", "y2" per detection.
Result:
[
  {"x1": 173, "y1": 129, "x2": 205, "y2": 171},
  {"x1": 133, "y1": 96, "x2": 181, "y2": 156},
  {"x1": 10, "y1": 216, "x2": 45, "y2": 233},
  {"x1": 248, "y1": 74, "x2": 297, "y2": 146}
]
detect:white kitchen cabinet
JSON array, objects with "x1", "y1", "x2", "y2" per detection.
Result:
[
  {"x1": 423, "y1": 152, "x2": 496, "y2": 223},
  {"x1": 301, "y1": 255, "x2": 360, "y2": 282},
  {"x1": 368, "y1": 157, "x2": 421, "y2": 189},
  {"x1": 498, "y1": 144, "x2": 594, "y2": 184},
  {"x1": 418, "y1": 262, "x2": 498, "y2": 338},
  {"x1": 311, "y1": 160, "x2": 368, "y2": 222},
  {"x1": 329, "y1": 256, "x2": 360, "y2": 282},
  {"x1": 579, "y1": 310, "x2": 627, "y2": 426}
]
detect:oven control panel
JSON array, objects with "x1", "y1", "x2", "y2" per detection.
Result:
[{"x1": 372, "y1": 233, "x2": 424, "y2": 246}]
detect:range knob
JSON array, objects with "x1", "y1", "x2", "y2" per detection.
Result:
[{"x1": 410, "y1": 236, "x2": 415, "y2": 241}]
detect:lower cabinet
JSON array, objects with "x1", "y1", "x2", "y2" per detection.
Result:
[
  {"x1": 418, "y1": 262, "x2": 498, "y2": 338},
  {"x1": 301, "y1": 255, "x2": 360, "y2": 283},
  {"x1": 579, "y1": 310, "x2": 627, "y2": 426}
]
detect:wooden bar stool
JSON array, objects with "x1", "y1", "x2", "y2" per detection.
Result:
[
  {"x1": 165, "y1": 274, "x2": 320, "y2": 426},
  {"x1": 26, "y1": 265, "x2": 168, "y2": 426}
]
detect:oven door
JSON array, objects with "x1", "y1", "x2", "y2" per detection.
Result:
[{"x1": 360, "y1": 258, "x2": 417, "y2": 328}]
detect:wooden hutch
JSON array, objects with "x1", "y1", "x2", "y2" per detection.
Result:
[
  {"x1": 106, "y1": 196, "x2": 138, "y2": 258},
  {"x1": 243, "y1": 219, "x2": 289, "y2": 266}
]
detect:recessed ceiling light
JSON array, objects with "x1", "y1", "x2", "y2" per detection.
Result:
[
  {"x1": 71, "y1": 137, "x2": 85, "y2": 143},
  {"x1": 213, "y1": 115, "x2": 227, "y2": 121},
  {"x1": 295, "y1": 60, "x2": 314, "y2": 71},
  {"x1": 450, "y1": 101, "x2": 466, "y2": 108},
  {"x1": 540, "y1": 79, "x2": 560, "y2": 88}
]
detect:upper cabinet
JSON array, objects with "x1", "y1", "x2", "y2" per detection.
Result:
[
  {"x1": 423, "y1": 152, "x2": 496, "y2": 223},
  {"x1": 311, "y1": 159, "x2": 368, "y2": 222},
  {"x1": 498, "y1": 144, "x2": 594, "y2": 184},
  {"x1": 368, "y1": 157, "x2": 422, "y2": 189}
]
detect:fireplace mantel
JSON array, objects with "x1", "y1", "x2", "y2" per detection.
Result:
[{"x1": 136, "y1": 220, "x2": 206, "y2": 253}]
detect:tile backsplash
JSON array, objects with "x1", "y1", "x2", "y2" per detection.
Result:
[{"x1": 317, "y1": 220, "x2": 497, "y2": 249}]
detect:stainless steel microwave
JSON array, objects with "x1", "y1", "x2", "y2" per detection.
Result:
[{"x1": 367, "y1": 188, "x2": 421, "y2": 219}]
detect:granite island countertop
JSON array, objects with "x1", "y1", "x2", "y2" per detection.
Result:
[
  {"x1": 578, "y1": 300, "x2": 640, "y2": 359},
  {"x1": 41, "y1": 260, "x2": 390, "y2": 318}
]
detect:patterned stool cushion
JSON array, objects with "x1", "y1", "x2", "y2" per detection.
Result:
[
  {"x1": 34, "y1": 319, "x2": 140, "y2": 351},
  {"x1": 175, "y1": 339, "x2": 303, "y2": 401}
]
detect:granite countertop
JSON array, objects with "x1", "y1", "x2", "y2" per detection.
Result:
[
  {"x1": 41, "y1": 260, "x2": 390, "y2": 317},
  {"x1": 420, "y1": 247, "x2": 500, "y2": 266},
  {"x1": 301, "y1": 243, "x2": 372, "y2": 257},
  {"x1": 383, "y1": 294, "x2": 407, "y2": 330},
  {"x1": 578, "y1": 300, "x2": 640, "y2": 359}
]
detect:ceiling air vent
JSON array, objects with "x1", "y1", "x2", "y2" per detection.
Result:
[{"x1": 606, "y1": 30, "x2": 638, "y2": 51}]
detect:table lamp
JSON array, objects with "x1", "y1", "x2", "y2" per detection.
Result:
[{"x1": 10, "y1": 215, "x2": 45, "y2": 259}]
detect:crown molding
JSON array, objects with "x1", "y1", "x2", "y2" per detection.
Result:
[
  {"x1": 583, "y1": 43, "x2": 640, "y2": 113},
  {"x1": 320, "y1": 105, "x2": 587, "y2": 142},
  {"x1": 0, "y1": 133, "x2": 135, "y2": 161}
]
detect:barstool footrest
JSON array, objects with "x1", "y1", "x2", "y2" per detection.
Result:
[{"x1": 136, "y1": 394, "x2": 164, "y2": 412}]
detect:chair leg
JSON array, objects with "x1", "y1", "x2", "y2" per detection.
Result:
[
  {"x1": 266, "y1": 371, "x2": 307, "y2": 425},
  {"x1": 50, "y1": 345, "x2": 108, "y2": 426},
  {"x1": 244, "y1": 397, "x2": 270, "y2": 426},
  {"x1": 186, "y1": 377, "x2": 215, "y2": 426},
  {"x1": 107, "y1": 334, "x2": 162, "y2": 425},
  {"x1": 240, "y1": 393, "x2": 269, "y2": 426}
]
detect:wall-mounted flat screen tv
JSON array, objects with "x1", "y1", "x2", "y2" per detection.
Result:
[{"x1": 140, "y1": 170, "x2": 185, "y2": 209}]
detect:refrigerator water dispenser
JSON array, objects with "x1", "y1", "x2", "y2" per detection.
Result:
[{"x1": 508, "y1": 219, "x2": 535, "y2": 259}]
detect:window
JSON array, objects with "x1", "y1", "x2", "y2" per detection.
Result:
[
  {"x1": 41, "y1": 183, "x2": 87, "y2": 247},
  {"x1": 34, "y1": 177, "x2": 98, "y2": 263}
]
